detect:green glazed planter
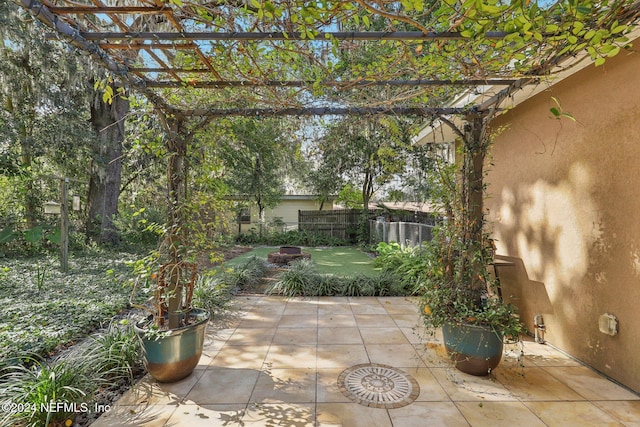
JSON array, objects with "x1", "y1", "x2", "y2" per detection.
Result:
[
  {"x1": 442, "y1": 322, "x2": 504, "y2": 376},
  {"x1": 135, "y1": 308, "x2": 210, "y2": 383}
]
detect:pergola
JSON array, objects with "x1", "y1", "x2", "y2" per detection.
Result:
[{"x1": 13, "y1": 0, "x2": 640, "y2": 262}]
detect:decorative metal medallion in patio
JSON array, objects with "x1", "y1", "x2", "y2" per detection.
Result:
[{"x1": 338, "y1": 363, "x2": 420, "y2": 409}]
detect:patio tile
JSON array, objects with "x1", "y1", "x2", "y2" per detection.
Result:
[
  {"x1": 91, "y1": 403, "x2": 177, "y2": 427},
  {"x1": 277, "y1": 314, "x2": 319, "y2": 328},
  {"x1": 114, "y1": 374, "x2": 188, "y2": 406},
  {"x1": 359, "y1": 327, "x2": 410, "y2": 345},
  {"x1": 272, "y1": 326, "x2": 318, "y2": 345},
  {"x1": 387, "y1": 401, "x2": 469, "y2": 427},
  {"x1": 456, "y1": 401, "x2": 546, "y2": 426},
  {"x1": 350, "y1": 303, "x2": 388, "y2": 315},
  {"x1": 542, "y1": 366, "x2": 640, "y2": 401},
  {"x1": 249, "y1": 368, "x2": 316, "y2": 403},
  {"x1": 225, "y1": 327, "x2": 277, "y2": 346},
  {"x1": 318, "y1": 327, "x2": 363, "y2": 345},
  {"x1": 93, "y1": 296, "x2": 640, "y2": 426},
  {"x1": 316, "y1": 344, "x2": 370, "y2": 368},
  {"x1": 400, "y1": 327, "x2": 425, "y2": 344},
  {"x1": 431, "y1": 368, "x2": 518, "y2": 402},
  {"x1": 404, "y1": 367, "x2": 451, "y2": 402},
  {"x1": 282, "y1": 304, "x2": 318, "y2": 316},
  {"x1": 525, "y1": 401, "x2": 624, "y2": 426},
  {"x1": 318, "y1": 313, "x2": 357, "y2": 328},
  {"x1": 317, "y1": 368, "x2": 353, "y2": 403},
  {"x1": 184, "y1": 367, "x2": 260, "y2": 405},
  {"x1": 209, "y1": 345, "x2": 270, "y2": 369},
  {"x1": 318, "y1": 299, "x2": 353, "y2": 315},
  {"x1": 354, "y1": 313, "x2": 397, "y2": 328},
  {"x1": 317, "y1": 402, "x2": 393, "y2": 427},
  {"x1": 242, "y1": 403, "x2": 315, "y2": 426},
  {"x1": 520, "y1": 341, "x2": 582, "y2": 367},
  {"x1": 593, "y1": 400, "x2": 640, "y2": 425},
  {"x1": 264, "y1": 344, "x2": 317, "y2": 369},
  {"x1": 389, "y1": 313, "x2": 422, "y2": 328},
  {"x1": 163, "y1": 403, "x2": 246, "y2": 426},
  {"x1": 238, "y1": 317, "x2": 282, "y2": 328},
  {"x1": 365, "y1": 343, "x2": 426, "y2": 368},
  {"x1": 414, "y1": 342, "x2": 452, "y2": 368},
  {"x1": 495, "y1": 366, "x2": 586, "y2": 401}
]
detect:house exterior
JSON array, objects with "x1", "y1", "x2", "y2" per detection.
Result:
[
  {"x1": 417, "y1": 31, "x2": 640, "y2": 393},
  {"x1": 233, "y1": 194, "x2": 335, "y2": 234}
]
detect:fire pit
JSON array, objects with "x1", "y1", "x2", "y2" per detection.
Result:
[{"x1": 267, "y1": 246, "x2": 311, "y2": 265}]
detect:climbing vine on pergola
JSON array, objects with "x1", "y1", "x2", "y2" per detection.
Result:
[{"x1": 14, "y1": 0, "x2": 640, "y2": 266}]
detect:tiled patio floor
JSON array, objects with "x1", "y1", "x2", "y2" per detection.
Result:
[{"x1": 92, "y1": 296, "x2": 640, "y2": 426}]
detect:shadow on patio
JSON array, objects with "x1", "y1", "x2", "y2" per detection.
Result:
[{"x1": 92, "y1": 296, "x2": 640, "y2": 426}]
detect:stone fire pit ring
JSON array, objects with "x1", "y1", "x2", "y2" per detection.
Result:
[{"x1": 267, "y1": 246, "x2": 311, "y2": 265}]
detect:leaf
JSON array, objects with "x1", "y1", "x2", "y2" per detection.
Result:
[
  {"x1": 24, "y1": 226, "x2": 44, "y2": 243},
  {"x1": 549, "y1": 107, "x2": 560, "y2": 117},
  {"x1": 611, "y1": 25, "x2": 627, "y2": 35},
  {"x1": 594, "y1": 57, "x2": 606, "y2": 67},
  {"x1": 46, "y1": 228, "x2": 61, "y2": 245},
  {"x1": 0, "y1": 226, "x2": 16, "y2": 244}
]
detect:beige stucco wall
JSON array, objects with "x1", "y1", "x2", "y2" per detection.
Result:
[
  {"x1": 238, "y1": 197, "x2": 333, "y2": 233},
  {"x1": 487, "y1": 49, "x2": 640, "y2": 392}
]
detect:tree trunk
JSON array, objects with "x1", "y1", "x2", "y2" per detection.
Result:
[
  {"x1": 463, "y1": 114, "x2": 488, "y2": 296},
  {"x1": 86, "y1": 85, "x2": 129, "y2": 245},
  {"x1": 165, "y1": 116, "x2": 189, "y2": 264}
]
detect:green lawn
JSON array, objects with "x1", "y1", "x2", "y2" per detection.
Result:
[{"x1": 225, "y1": 246, "x2": 380, "y2": 276}]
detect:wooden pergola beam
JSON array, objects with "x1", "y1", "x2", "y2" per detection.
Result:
[
  {"x1": 82, "y1": 31, "x2": 509, "y2": 42},
  {"x1": 184, "y1": 106, "x2": 475, "y2": 117},
  {"x1": 49, "y1": 6, "x2": 167, "y2": 14},
  {"x1": 144, "y1": 79, "x2": 522, "y2": 88}
]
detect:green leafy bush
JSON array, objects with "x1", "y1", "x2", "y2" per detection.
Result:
[
  {"x1": 192, "y1": 273, "x2": 237, "y2": 318},
  {"x1": 0, "y1": 355, "x2": 94, "y2": 427},
  {"x1": 235, "y1": 230, "x2": 347, "y2": 247},
  {"x1": 268, "y1": 258, "x2": 317, "y2": 297},
  {"x1": 268, "y1": 258, "x2": 406, "y2": 297}
]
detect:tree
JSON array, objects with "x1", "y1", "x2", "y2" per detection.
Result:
[
  {"x1": 314, "y1": 116, "x2": 413, "y2": 209},
  {"x1": 217, "y1": 117, "x2": 300, "y2": 235},
  {"x1": 85, "y1": 82, "x2": 129, "y2": 245},
  {"x1": 0, "y1": 0, "x2": 93, "y2": 230}
]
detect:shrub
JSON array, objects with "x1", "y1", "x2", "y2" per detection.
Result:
[
  {"x1": 235, "y1": 230, "x2": 347, "y2": 247},
  {"x1": 268, "y1": 258, "x2": 318, "y2": 297},
  {"x1": 0, "y1": 355, "x2": 94, "y2": 427},
  {"x1": 267, "y1": 258, "x2": 407, "y2": 298},
  {"x1": 67, "y1": 321, "x2": 143, "y2": 386},
  {"x1": 192, "y1": 273, "x2": 236, "y2": 318}
]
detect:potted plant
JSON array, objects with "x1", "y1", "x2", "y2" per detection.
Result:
[
  {"x1": 416, "y1": 114, "x2": 523, "y2": 376},
  {"x1": 130, "y1": 238, "x2": 211, "y2": 383}
]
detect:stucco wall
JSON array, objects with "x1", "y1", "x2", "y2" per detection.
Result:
[
  {"x1": 487, "y1": 50, "x2": 640, "y2": 392},
  {"x1": 238, "y1": 197, "x2": 332, "y2": 233}
]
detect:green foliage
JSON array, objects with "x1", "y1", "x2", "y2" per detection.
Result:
[
  {"x1": 111, "y1": 206, "x2": 166, "y2": 248},
  {"x1": 0, "y1": 252, "x2": 142, "y2": 363},
  {"x1": 76, "y1": 321, "x2": 142, "y2": 386},
  {"x1": 267, "y1": 258, "x2": 407, "y2": 297},
  {"x1": 336, "y1": 183, "x2": 364, "y2": 209},
  {"x1": 235, "y1": 229, "x2": 347, "y2": 247},
  {"x1": 0, "y1": 356, "x2": 92, "y2": 427},
  {"x1": 192, "y1": 273, "x2": 236, "y2": 318},
  {"x1": 0, "y1": 322, "x2": 142, "y2": 427},
  {"x1": 222, "y1": 255, "x2": 267, "y2": 291}
]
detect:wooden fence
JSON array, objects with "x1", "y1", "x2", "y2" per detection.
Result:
[
  {"x1": 298, "y1": 208, "x2": 438, "y2": 243},
  {"x1": 298, "y1": 209, "x2": 371, "y2": 242}
]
